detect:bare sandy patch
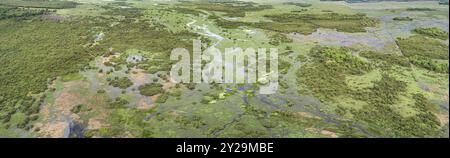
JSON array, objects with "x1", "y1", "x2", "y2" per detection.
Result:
[
  {"x1": 102, "y1": 54, "x2": 120, "y2": 64},
  {"x1": 435, "y1": 113, "x2": 449, "y2": 126},
  {"x1": 87, "y1": 119, "x2": 104, "y2": 130},
  {"x1": 36, "y1": 80, "x2": 108, "y2": 137},
  {"x1": 38, "y1": 121, "x2": 70, "y2": 138},
  {"x1": 129, "y1": 68, "x2": 150, "y2": 86},
  {"x1": 294, "y1": 112, "x2": 321, "y2": 119},
  {"x1": 137, "y1": 95, "x2": 159, "y2": 110},
  {"x1": 162, "y1": 76, "x2": 176, "y2": 90},
  {"x1": 306, "y1": 128, "x2": 339, "y2": 138}
]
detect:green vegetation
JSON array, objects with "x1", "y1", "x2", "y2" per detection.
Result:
[
  {"x1": 409, "y1": 56, "x2": 449, "y2": 74},
  {"x1": 183, "y1": 1, "x2": 273, "y2": 17},
  {"x1": 71, "y1": 104, "x2": 91, "y2": 114},
  {"x1": 0, "y1": 0, "x2": 78, "y2": 9},
  {"x1": 297, "y1": 46, "x2": 443, "y2": 137},
  {"x1": 268, "y1": 33, "x2": 292, "y2": 46},
  {"x1": 396, "y1": 35, "x2": 449, "y2": 73},
  {"x1": 155, "y1": 93, "x2": 169, "y2": 103},
  {"x1": 413, "y1": 27, "x2": 449, "y2": 40},
  {"x1": 0, "y1": 18, "x2": 98, "y2": 126},
  {"x1": 360, "y1": 51, "x2": 410, "y2": 67},
  {"x1": 0, "y1": 4, "x2": 197, "y2": 132},
  {"x1": 298, "y1": 46, "x2": 371, "y2": 100},
  {"x1": 139, "y1": 83, "x2": 163, "y2": 96},
  {"x1": 406, "y1": 8, "x2": 436, "y2": 11},
  {"x1": 397, "y1": 35, "x2": 448, "y2": 59},
  {"x1": 257, "y1": 13, "x2": 378, "y2": 34},
  {"x1": 0, "y1": 0, "x2": 447, "y2": 138},
  {"x1": 283, "y1": 2, "x2": 312, "y2": 8},
  {"x1": 210, "y1": 12, "x2": 378, "y2": 34},
  {"x1": 97, "y1": 109, "x2": 154, "y2": 137},
  {"x1": 170, "y1": 7, "x2": 204, "y2": 16},
  {"x1": 109, "y1": 77, "x2": 133, "y2": 89},
  {"x1": 109, "y1": 97, "x2": 129, "y2": 109},
  {"x1": 0, "y1": 6, "x2": 47, "y2": 20},
  {"x1": 353, "y1": 77, "x2": 441, "y2": 137},
  {"x1": 393, "y1": 17, "x2": 413, "y2": 21}
]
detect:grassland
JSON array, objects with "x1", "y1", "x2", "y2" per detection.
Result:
[
  {"x1": 0, "y1": 0, "x2": 78, "y2": 9},
  {"x1": 0, "y1": 0, "x2": 448, "y2": 138}
]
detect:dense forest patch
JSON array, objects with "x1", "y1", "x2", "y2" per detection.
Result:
[
  {"x1": 109, "y1": 77, "x2": 134, "y2": 89},
  {"x1": 260, "y1": 13, "x2": 378, "y2": 34},
  {"x1": 413, "y1": 27, "x2": 449, "y2": 40},
  {"x1": 181, "y1": 0, "x2": 273, "y2": 17},
  {"x1": 297, "y1": 46, "x2": 371, "y2": 100},
  {"x1": 282, "y1": 2, "x2": 312, "y2": 8},
  {"x1": 0, "y1": 0, "x2": 78, "y2": 9},
  {"x1": 0, "y1": 19, "x2": 98, "y2": 126},
  {"x1": 0, "y1": 5, "x2": 198, "y2": 132},
  {"x1": 139, "y1": 83, "x2": 164, "y2": 96},
  {"x1": 210, "y1": 12, "x2": 378, "y2": 34},
  {"x1": 393, "y1": 17, "x2": 413, "y2": 21},
  {"x1": 396, "y1": 35, "x2": 449, "y2": 73},
  {"x1": 0, "y1": 5, "x2": 47, "y2": 20},
  {"x1": 297, "y1": 46, "x2": 443, "y2": 137}
]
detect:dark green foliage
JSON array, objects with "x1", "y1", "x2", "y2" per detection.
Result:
[
  {"x1": 208, "y1": 14, "x2": 247, "y2": 29},
  {"x1": 98, "y1": 109, "x2": 154, "y2": 137},
  {"x1": 187, "y1": 1, "x2": 273, "y2": 17},
  {"x1": 406, "y1": 8, "x2": 436, "y2": 11},
  {"x1": 175, "y1": 115, "x2": 206, "y2": 129},
  {"x1": 366, "y1": 74, "x2": 407, "y2": 104},
  {"x1": 257, "y1": 13, "x2": 378, "y2": 34},
  {"x1": 155, "y1": 93, "x2": 168, "y2": 103},
  {"x1": 409, "y1": 56, "x2": 449, "y2": 73},
  {"x1": 396, "y1": 35, "x2": 449, "y2": 60},
  {"x1": 139, "y1": 83, "x2": 163, "y2": 96},
  {"x1": 298, "y1": 62, "x2": 348, "y2": 99},
  {"x1": 109, "y1": 77, "x2": 133, "y2": 89},
  {"x1": 413, "y1": 27, "x2": 449, "y2": 40},
  {"x1": 185, "y1": 83, "x2": 196, "y2": 90},
  {"x1": 297, "y1": 46, "x2": 370, "y2": 99},
  {"x1": 360, "y1": 51, "x2": 410, "y2": 67},
  {"x1": 297, "y1": 46, "x2": 442, "y2": 137},
  {"x1": 278, "y1": 60, "x2": 292, "y2": 74},
  {"x1": 393, "y1": 16, "x2": 413, "y2": 21},
  {"x1": 0, "y1": 6, "x2": 47, "y2": 20},
  {"x1": 0, "y1": 0, "x2": 78, "y2": 9},
  {"x1": 396, "y1": 35, "x2": 449, "y2": 73},
  {"x1": 171, "y1": 7, "x2": 205, "y2": 16},
  {"x1": 109, "y1": 97, "x2": 129, "y2": 108},
  {"x1": 0, "y1": 5, "x2": 197, "y2": 127},
  {"x1": 103, "y1": 7, "x2": 144, "y2": 18},
  {"x1": 354, "y1": 91, "x2": 440, "y2": 137},
  {"x1": 97, "y1": 89, "x2": 106, "y2": 94},
  {"x1": 268, "y1": 33, "x2": 292, "y2": 46},
  {"x1": 71, "y1": 104, "x2": 91, "y2": 114},
  {"x1": 0, "y1": 18, "x2": 100, "y2": 124},
  {"x1": 283, "y1": 2, "x2": 312, "y2": 7},
  {"x1": 309, "y1": 46, "x2": 371, "y2": 74},
  {"x1": 101, "y1": 18, "x2": 197, "y2": 54}
]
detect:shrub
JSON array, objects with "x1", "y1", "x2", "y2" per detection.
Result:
[
  {"x1": 413, "y1": 27, "x2": 449, "y2": 40},
  {"x1": 139, "y1": 83, "x2": 163, "y2": 96},
  {"x1": 109, "y1": 77, "x2": 133, "y2": 89},
  {"x1": 155, "y1": 93, "x2": 168, "y2": 103}
]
